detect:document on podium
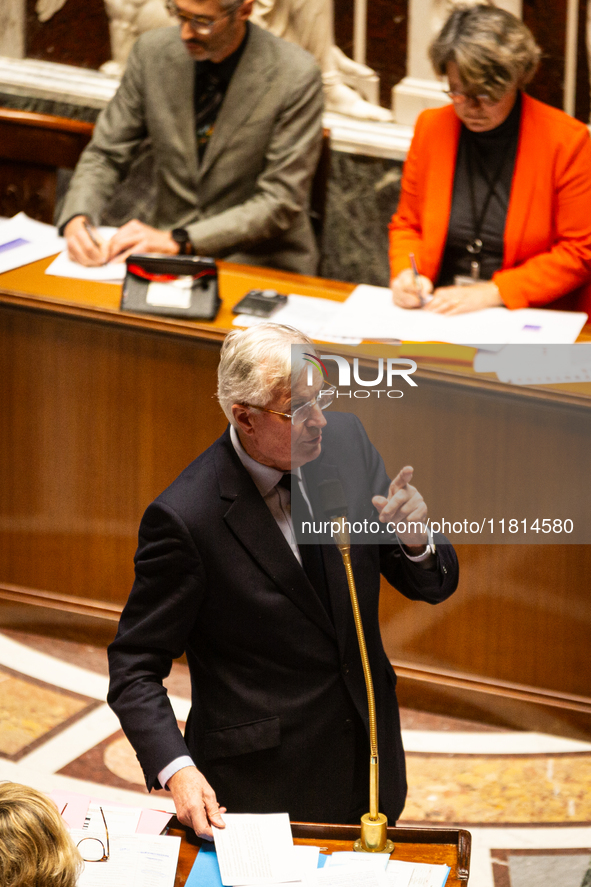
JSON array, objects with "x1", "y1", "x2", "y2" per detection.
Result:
[{"x1": 213, "y1": 813, "x2": 299, "y2": 886}]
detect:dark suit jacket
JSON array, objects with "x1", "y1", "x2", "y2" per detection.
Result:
[
  {"x1": 107, "y1": 413, "x2": 458, "y2": 822},
  {"x1": 58, "y1": 23, "x2": 323, "y2": 274}
]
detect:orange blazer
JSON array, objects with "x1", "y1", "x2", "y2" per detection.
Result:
[{"x1": 389, "y1": 94, "x2": 591, "y2": 314}]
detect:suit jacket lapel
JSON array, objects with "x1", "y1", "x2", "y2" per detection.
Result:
[
  {"x1": 214, "y1": 433, "x2": 336, "y2": 639},
  {"x1": 160, "y1": 34, "x2": 199, "y2": 189},
  {"x1": 198, "y1": 24, "x2": 274, "y2": 181},
  {"x1": 301, "y1": 457, "x2": 352, "y2": 641}
]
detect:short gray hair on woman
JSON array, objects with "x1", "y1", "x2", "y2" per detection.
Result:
[
  {"x1": 429, "y1": 4, "x2": 541, "y2": 100},
  {"x1": 217, "y1": 323, "x2": 316, "y2": 425}
]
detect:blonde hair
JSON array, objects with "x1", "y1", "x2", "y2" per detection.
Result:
[
  {"x1": 217, "y1": 323, "x2": 316, "y2": 425},
  {"x1": 429, "y1": 4, "x2": 541, "y2": 100},
  {"x1": 0, "y1": 783, "x2": 83, "y2": 887}
]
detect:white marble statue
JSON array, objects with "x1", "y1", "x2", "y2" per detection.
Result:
[
  {"x1": 36, "y1": 0, "x2": 174, "y2": 76},
  {"x1": 37, "y1": 0, "x2": 391, "y2": 119},
  {"x1": 251, "y1": 0, "x2": 392, "y2": 120}
]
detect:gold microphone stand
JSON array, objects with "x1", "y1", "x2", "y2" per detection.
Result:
[{"x1": 331, "y1": 515, "x2": 395, "y2": 854}]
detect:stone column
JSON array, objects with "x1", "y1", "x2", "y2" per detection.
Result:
[
  {"x1": 0, "y1": 0, "x2": 26, "y2": 59},
  {"x1": 392, "y1": 0, "x2": 523, "y2": 125}
]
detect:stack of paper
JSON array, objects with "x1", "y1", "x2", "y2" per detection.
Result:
[
  {"x1": 232, "y1": 294, "x2": 362, "y2": 345},
  {"x1": 474, "y1": 343, "x2": 591, "y2": 384},
  {"x1": 213, "y1": 813, "x2": 302, "y2": 885},
  {"x1": 49, "y1": 791, "x2": 178, "y2": 887},
  {"x1": 45, "y1": 227, "x2": 125, "y2": 283},
  {"x1": 0, "y1": 212, "x2": 64, "y2": 272},
  {"x1": 203, "y1": 814, "x2": 449, "y2": 887},
  {"x1": 321, "y1": 285, "x2": 588, "y2": 346},
  {"x1": 232, "y1": 286, "x2": 587, "y2": 347}
]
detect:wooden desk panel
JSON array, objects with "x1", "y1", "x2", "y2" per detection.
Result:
[
  {"x1": 1, "y1": 256, "x2": 590, "y2": 735},
  {"x1": 170, "y1": 821, "x2": 471, "y2": 886}
]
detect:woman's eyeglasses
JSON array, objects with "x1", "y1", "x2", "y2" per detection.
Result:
[
  {"x1": 76, "y1": 806, "x2": 110, "y2": 863},
  {"x1": 444, "y1": 89, "x2": 500, "y2": 107}
]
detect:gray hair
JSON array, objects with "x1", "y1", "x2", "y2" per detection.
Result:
[
  {"x1": 429, "y1": 4, "x2": 541, "y2": 100},
  {"x1": 220, "y1": 0, "x2": 248, "y2": 11},
  {"x1": 217, "y1": 323, "x2": 315, "y2": 425}
]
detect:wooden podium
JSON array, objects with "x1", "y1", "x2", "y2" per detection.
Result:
[{"x1": 169, "y1": 819, "x2": 471, "y2": 885}]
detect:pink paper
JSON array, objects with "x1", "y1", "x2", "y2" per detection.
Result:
[
  {"x1": 50, "y1": 791, "x2": 89, "y2": 829},
  {"x1": 49, "y1": 789, "x2": 173, "y2": 835},
  {"x1": 137, "y1": 809, "x2": 174, "y2": 835}
]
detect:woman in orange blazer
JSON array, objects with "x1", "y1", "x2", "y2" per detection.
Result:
[{"x1": 389, "y1": 5, "x2": 591, "y2": 316}]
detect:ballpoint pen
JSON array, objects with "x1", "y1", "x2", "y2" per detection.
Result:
[
  {"x1": 83, "y1": 220, "x2": 103, "y2": 251},
  {"x1": 409, "y1": 253, "x2": 426, "y2": 307}
]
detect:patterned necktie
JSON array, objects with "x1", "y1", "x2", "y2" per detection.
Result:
[
  {"x1": 278, "y1": 474, "x2": 332, "y2": 619},
  {"x1": 194, "y1": 68, "x2": 224, "y2": 162}
]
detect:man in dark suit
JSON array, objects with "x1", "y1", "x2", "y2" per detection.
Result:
[
  {"x1": 59, "y1": 0, "x2": 323, "y2": 273},
  {"x1": 107, "y1": 324, "x2": 458, "y2": 839}
]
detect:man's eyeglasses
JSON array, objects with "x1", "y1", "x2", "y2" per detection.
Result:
[
  {"x1": 245, "y1": 386, "x2": 336, "y2": 426},
  {"x1": 166, "y1": 0, "x2": 242, "y2": 35},
  {"x1": 76, "y1": 807, "x2": 110, "y2": 863},
  {"x1": 444, "y1": 89, "x2": 500, "y2": 107}
]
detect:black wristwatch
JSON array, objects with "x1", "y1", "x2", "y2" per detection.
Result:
[{"x1": 171, "y1": 228, "x2": 192, "y2": 255}]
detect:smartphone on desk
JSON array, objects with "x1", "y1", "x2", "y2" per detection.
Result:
[{"x1": 233, "y1": 289, "x2": 287, "y2": 317}]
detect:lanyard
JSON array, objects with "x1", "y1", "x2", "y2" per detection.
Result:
[{"x1": 465, "y1": 134, "x2": 511, "y2": 280}]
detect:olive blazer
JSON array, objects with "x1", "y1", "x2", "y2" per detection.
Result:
[{"x1": 58, "y1": 24, "x2": 323, "y2": 273}]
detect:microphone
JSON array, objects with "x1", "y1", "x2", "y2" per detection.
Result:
[
  {"x1": 318, "y1": 479, "x2": 394, "y2": 855},
  {"x1": 318, "y1": 478, "x2": 349, "y2": 547}
]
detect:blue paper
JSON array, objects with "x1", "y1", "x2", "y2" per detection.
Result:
[
  {"x1": 186, "y1": 843, "x2": 224, "y2": 887},
  {"x1": 186, "y1": 841, "x2": 330, "y2": 885}
]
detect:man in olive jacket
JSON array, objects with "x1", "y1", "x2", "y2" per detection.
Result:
[{"x1": 58, "y1": 0, "x2": 323, "y2": 272}]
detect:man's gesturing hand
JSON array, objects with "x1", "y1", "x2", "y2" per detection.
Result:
[
  {"x1": 372, "y1": 466, "x2": 428, "y2": 549},
  {"x1": 167, "y1": 766, "x2": 226, "y2": 841}
]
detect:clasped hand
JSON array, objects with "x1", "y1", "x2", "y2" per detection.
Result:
[
  {"x1": 391, "y1": 268, "x2": 503, "y2": 314},
  {"x1": 64, "y1": 216, "x2": 178, "y2": 266}
]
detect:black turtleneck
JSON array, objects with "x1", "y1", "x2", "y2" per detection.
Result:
[{"x1": 437, "y1": 91, "x2": 522, "y2": 286}]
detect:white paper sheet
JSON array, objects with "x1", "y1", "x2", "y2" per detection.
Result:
[
  {"x1": 307, "y1": 867, "x2": 387, "y2": 887},
  {"x1": 0, "y1": 212, "x2": 63, "y2": 273},
  {"x1": 232, "y1": 294, "x2": 362, "y2": 344},
  {"x1": 324, "y1": 285, "x2": 588, "y2": 346},
  {"x1": 71, "y1": 832, "x2": 180, "y2": 887},
  {"x1": 45, "y1": 227, "x2": 124, "y2": 282},
  {"x1": 213, "y1": 813, "x2": 298, "y2": 886},
  {"x1": 474, "y1": 342, "x2": 591, "y2": 384},
  {"x1": 241, "y1": 845, "x2": 321, "y2": 887},
  {"x1": 386, "y1": 860, "x2": 450, "y2": 887},
  {"x1": 325, "y1": 852, "x2": 390, "y2": 871},
  {"x1": 81, "y1": 803, "x2": 141, "y2": 836}
]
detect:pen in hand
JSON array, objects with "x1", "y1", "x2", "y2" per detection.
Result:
[
  {"x1": 409, "y1": 253, "x2": 426, "y2": 307},
  {"x1": 83, "y1": 220, "x2": 106, "y2": 263}
]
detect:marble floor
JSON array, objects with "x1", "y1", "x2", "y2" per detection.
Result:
[{"x1": 0, "y1": 627, "x2": 589, "y2": 886}]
